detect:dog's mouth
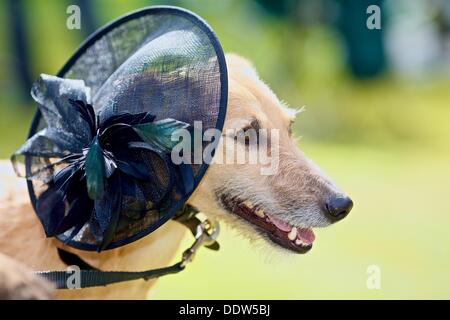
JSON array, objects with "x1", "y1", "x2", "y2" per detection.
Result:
[{"x1": 219, "y1": 195, "x2": 315, "y2": 253}]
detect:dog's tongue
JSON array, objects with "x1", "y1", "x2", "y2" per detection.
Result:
[
  {"x1": 268, "y1": 215, "x2": 315, "y2": 244},
  {"x1": 268, "y1": 215, "x2": 291, "y2": 232},
  {"x1": 297, "y1": 228, "x2": 315, "y2": 244}
]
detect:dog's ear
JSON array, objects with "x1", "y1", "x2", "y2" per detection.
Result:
[{"x1": 225, "y1": 53, "x2": 259, "y2": 80}]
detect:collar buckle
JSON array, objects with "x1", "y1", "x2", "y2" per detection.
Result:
[{"x1": 181, "y1": 219, "x2": 220, "y2": 267}]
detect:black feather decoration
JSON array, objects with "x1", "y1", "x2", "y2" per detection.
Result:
[{"x1": 12, "y1": 75, "x2": 193, "y2": 250}]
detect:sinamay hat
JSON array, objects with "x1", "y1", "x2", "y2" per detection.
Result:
[{"x1": 12, "y1": 6, "x2": 227, "y2": 252}]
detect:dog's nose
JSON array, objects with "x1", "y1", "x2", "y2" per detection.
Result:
[{"x1": 325, "y1": 196, "x2": 353, "y2": 221}]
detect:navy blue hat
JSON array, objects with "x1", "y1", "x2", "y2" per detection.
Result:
[{"x1": 11, "y1": 6, "x2": 228, "y2": 251}]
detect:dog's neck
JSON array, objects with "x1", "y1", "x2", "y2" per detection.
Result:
[
  {"x1": 55, "y1": 219, "x2": 187, "y2": 298},
  {"x1": 60, "y1": 220, "x2": 187, "y2": 269}
]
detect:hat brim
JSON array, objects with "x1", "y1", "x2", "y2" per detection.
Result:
[{"x1": 25, "y1": 6, "x2": 227, "y2": 251}]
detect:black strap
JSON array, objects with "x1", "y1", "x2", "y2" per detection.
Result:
[
  {"x1": 35, "y1": 205, "x2": 217, "y2": 289},
  {"x1": 35, "y1": 262, "x2": 184, "y2": 289}
]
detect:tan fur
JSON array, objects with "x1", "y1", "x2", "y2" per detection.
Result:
[
  {"x1": 0, "y1": 54, "x2": 346, "y2": 299},
  {"x1": 0, "y1": 252, "x2": 54, "y2": 299}
]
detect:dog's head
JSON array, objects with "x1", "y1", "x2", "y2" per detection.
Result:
[{"x1": 189, "y1": 54, "x2": 353, "y2": 253}]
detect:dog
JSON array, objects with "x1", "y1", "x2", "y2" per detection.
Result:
[
  {"x1": 0, "y1": 252, "x2": 54, "y2": 299},
  {"x1": 0, "y1": 54, "x2": 352, "y2": 299}
]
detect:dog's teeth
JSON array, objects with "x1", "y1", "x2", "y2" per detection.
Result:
[
  {"x1": 255, "y1": 209, "x2": 265, "y2": 218},
  {"x1": 243, "y1": 200, "x2": 254, "y2": 209},
  {"x1": 295, "y1": 239, "x2": 304, "y2": 246},
  {"x1": 288, "y1": 227, "x2": 297, "y2": 241}
]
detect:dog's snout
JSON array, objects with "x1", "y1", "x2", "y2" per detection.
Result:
[{"x1": 325, "y1": 196, "x2": 353, "y2": 221}]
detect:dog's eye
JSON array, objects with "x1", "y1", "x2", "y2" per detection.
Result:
[
  {"x1": 235, "y1": 118, "x2": 261, "y2": 146},
  {"x1": 243, "y1": 128, "x2": 256, "y2": 145},
  {"x1": 288, "y1": 120, "x2": 294, "y2": 137},
  {"x1": 235, "y1": 127, "x2": 256, "y2": 145}
]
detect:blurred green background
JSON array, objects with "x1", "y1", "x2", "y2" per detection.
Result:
[{"x1": 1, "y1": 0, "x2": 449, "y2": 299}]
